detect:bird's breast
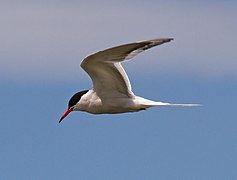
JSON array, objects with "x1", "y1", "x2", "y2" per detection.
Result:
[{"x1": 78, "y1": 90, "x2": 143, "y2": 114}]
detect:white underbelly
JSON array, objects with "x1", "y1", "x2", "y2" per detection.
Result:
[
  {"x1": 78, "y1": 90, "x2": 153, "y2": 114},
  {"x1": 85, "y1": 97, "x2": 139, "y2": 114}
]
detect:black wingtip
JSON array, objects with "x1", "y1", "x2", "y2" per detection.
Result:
[{"x1": 163, "y1": 38, "x2": 174, "y2": 42}]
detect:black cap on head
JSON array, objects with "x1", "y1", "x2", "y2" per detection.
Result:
[
  {"x1": 59, "y1": 90, "x2": 89, "y2": 124},
  {"x1": 68, "y1": 90, "x2": 89, "y2": 109}
]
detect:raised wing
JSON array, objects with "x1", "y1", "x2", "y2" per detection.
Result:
[{"x1": 80, "y1": 38, "x2": 173, "y2": 98}]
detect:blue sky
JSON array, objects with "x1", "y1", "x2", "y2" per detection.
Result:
[{"x1": 0, "y1": 1, "x2": 237, "y2": 180}]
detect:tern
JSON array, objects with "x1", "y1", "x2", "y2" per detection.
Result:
[{"x1": 59, "y1": 38, "x2": 199, "y2": 123}]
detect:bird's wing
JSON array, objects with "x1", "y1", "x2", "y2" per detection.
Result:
[{"x1": 80, "y1": 38, "x2": 173, "y2": 98}]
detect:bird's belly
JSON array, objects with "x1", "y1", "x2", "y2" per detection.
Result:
[{"x1": 85, "y1": 98, "x2": 140, "y2": 114}]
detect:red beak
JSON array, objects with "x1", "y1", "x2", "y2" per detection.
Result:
[{"x1": 59, "y1": 108, "x2": 72, "y2": 123}]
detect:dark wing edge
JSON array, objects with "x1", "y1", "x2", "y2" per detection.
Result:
[
  {"x1": 125, "y1": 38, "x2": 174, "y2": 60},
  {"x1": 80, "y1": 38, "x2": 174, "y2": 68},
  {"x1": 79, "y1": 38, "x2": 173, "y2": 97}
]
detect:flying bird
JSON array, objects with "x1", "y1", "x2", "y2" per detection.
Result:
[{"x1": 59, "y1": 38, "x2": 199, "y2": 123}]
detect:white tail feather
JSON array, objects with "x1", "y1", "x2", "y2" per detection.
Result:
[
  {"x1": 148, "y1": 101, "x2": 202, "y2": 107},
  {"x1": 135, "y1": 97, "x2": 201, "y2": 109}
]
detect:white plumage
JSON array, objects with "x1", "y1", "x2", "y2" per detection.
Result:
[{"x1": 59, "y1": 38, "x2": 200, "y2": 123}]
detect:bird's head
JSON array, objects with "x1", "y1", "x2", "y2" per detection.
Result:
[{"x1": 59, "y1": 90, "x2": 89, "y2": 123}]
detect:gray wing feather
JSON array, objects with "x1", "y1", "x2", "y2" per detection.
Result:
[{"x1": 80, "y1": 38, "x2": 173, "y2": 98}]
